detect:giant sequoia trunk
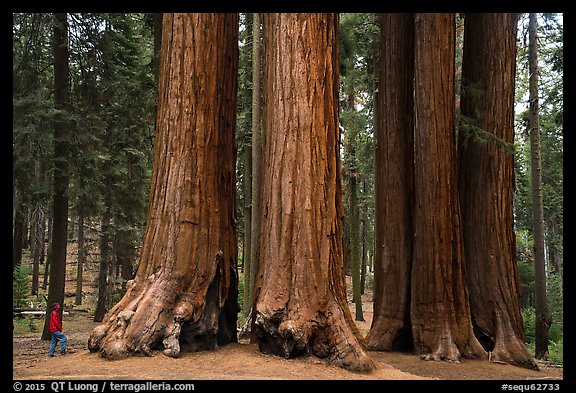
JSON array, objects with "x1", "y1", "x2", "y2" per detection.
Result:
[
  {"x1": 88, "y1": 13, "x2": 239, "y2": 359},
  {"x1": 253, "y1": 13, "x2": 374, "y2": 372},
  {"x1": 411, "y1": 13, "x2": 486, "y2": 362},
  {"x1": 459, "y1": 13, "x2": 537, "y2": 370},
  {"x1": 365, "y1": 13, "x2": 414, "y2": 352}
]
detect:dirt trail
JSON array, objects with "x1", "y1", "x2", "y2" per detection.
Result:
[
  {"x1": 13, "y1": 310, "x2": 563, "y2": 381},
  {"x1": 12, "y1": 259, "x2": 564, "y2": 381}
]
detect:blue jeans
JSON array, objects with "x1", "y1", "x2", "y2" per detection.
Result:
[{"x1": 49, "y1": 331, "x2": 67, "y2": 356}]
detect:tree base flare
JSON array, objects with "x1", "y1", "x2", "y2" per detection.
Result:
[
  {"x1": 254, "y1": 306, "x2": 375, "y2": 372},
  {"x1": 88, "y1": 261, "x2": 239, "y2": 359},
  {"x1": 364, "y1": 316, "x2": 413, "y2": 352},
  {"x1": 414, "y1": 321, "x2": 488, "y2": 364}
]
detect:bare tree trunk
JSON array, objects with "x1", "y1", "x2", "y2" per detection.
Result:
[
  {"x1": 254, "y1": 13, "x2": 374, "y2": 372},
  {"x1": 13, "y1": 189, "x2": 27, "y2": 272},
  {"x1": 547, "y1": 234, "x2": 562, "y2": 279},
  {"x1": 31, "y1": 204, "x2": 46, "y2": 296},
  {"x1": 75, "y1": 208, "x2": 85, "y2": 305},
  {"x1": 360, "y1": 192, "x2": 368, "y2": 296},
  {"x1": 411, "y1": 13, "x2": 486, "y2": 362},
  {"x1": 528, "y1": 12, "x2": 551, "y2": 361},
  {"x1": 115, "y1": 227, "x2": 135, "y2": 292},
  {"x1": 42, "y1": 12, "x2": 71, "y2": 340},
  {"x1": 42, "y1": 210, "x2": 52, "y2": 290},
  {"x1": 349, "y1": 172, "x2": 364, "y2": 322},
  {"x1": 458, "y1": 13, "x2": 537, "y2": 370},
  {"x1": 88, "y1": 13, "x2": 239, "y2": 359},
  {"x1": 94, "y1": 204, "x2": 111, "y2": 322}
]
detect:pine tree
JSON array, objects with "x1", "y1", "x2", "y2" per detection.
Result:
[
  {"x1": 528, "y1": 12, "x2": 551, "y2": 361},
  {"x1": 42, "y1": 12, "x2": 72, "y2": 341}
]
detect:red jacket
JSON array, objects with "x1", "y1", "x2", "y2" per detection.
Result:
[{"x1": 49, "y1": 309, "x2": 62, "y2": 333}]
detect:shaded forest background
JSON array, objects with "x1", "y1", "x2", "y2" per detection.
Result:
[{"x1": 12, "y1": 13, "x2": 563, "y2": 364}]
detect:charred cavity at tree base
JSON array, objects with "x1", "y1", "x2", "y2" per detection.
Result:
[
  {"x1": 177, "y1": 266, "x2": 240, "y2": 354},
  {"x1": 252, "y1": 311, "x2": 375, "y2": 372},
  {"x1": 386, "y1": 327, "x2": 414, "y2": 352},
  {"x1": 255, "y1": 323, "x2": 311, "y2": 360}
]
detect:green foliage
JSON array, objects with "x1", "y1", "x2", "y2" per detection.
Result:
[
  {"x1": 13, "y1": 264, "x2": 31, "y2": 309},
  {"x1": 522, "y1": 305, "x2": 563, "y2": 365},
  {"x1": 522, "y1": 306, "x2": 536, "y2": 345},
  {"x1": 548, "y1": 337, "x2": 563, "y2": 365},
  {"x1": 13, "y1": 14, "x2": 55, "y2": 214},
  {"x1": 13, "y1": 316, "x2": 40, "y2": 334},
  {"x1": 546, "y1": 273, "x2": 563, "y2": 338},
  {"x1": 457, "y1": 111, "x2": 516, "y2": 155},
  {"x1": 234, "y1": 13, "x2": 255, "y2": 242},
  {"x1": 514, "y1": 13, "x2": 563, "y2": 253},
  {"x1": 516, "y1": 230, "x2": 535, "y2": 307},
  {"x1": 514, "y1": 14, "x2": 563, "y2": 362},
  {"x1": 13, "y1": 13, "x2": 563, "y2": 359},
  {"x1": 339, "y1": 13, "x2": 378, "y2": 297}
]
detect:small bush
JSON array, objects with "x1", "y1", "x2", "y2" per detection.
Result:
[
  {"x1": 522, "y1": 306, "x2": 563, "y2": 365},
  {"x1": 548, "y1": 322, "x2": 562, "y2": 343},
  {"x1": 12, "y1": 316, "x2": 40, "y2": 334},
  {"x1": 522, "y1": 306, "x2": 536, "y2": 344},
  {"x1": 548, "y1": 337, "x2": 563, "y2": 365},
  {"x1": 13, "y1": 264, "x2": 31, "y2": 309}
]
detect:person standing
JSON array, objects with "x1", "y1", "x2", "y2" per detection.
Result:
[{"x1": 48, "y1": 303, "x2": 67, "y2": 357}]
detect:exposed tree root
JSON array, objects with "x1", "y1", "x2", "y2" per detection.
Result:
[
  {"x1": 364, "y1": 316, "x2": 413, "y2": 352},
  {"x1": 88, "y1": 258, "x2": 238, "y2": 360},
  {"x1": 254, "y1": 300, "x2": 375, "y2": 372},
  {"x1": 483, "y1": 312, "x2": 539, "y2": 371},
  {"x1": 415, "y1": 320, "x2": 487, "y2": 364}
]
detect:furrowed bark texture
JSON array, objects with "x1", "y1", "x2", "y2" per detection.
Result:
[
  {"x1": 88, "y1": 13, "x2": 239, "y2": 359},
  {"x1": 459, "y1": 13, "x2": 537, "y2": 370},
  {"x1": 411, "y1": 13, "x2": 486, "y2": 362},
  {"x1": 42, "y1": 12, "x2": 71, "y2": 340},
  {"x1": 254, "y1": 13, "x2": 374, "y2": 372},
  {"x1": 365, "y1": 13, "x2": 414, "y2": 352}
]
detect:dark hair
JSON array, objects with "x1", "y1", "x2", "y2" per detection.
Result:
[{"x1": 51, "y1": 303, "x2": 59, "y2": 309}]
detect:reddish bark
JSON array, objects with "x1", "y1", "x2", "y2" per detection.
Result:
[
  {"x1": 411, "y1": 13, "x2": 486, "y2": 362},
  {"x1": 88, "y1": 13, "x2": 239, "y2": 359},
  {"x1": 459, "y1": 13, "x2": 537, "y2": 370},
  {"x1": 253, "y1": 13, "x2": 374, "y2": 372},
  {"x1": 365, "y1": 13, "x2": 415, "y2": 352}
]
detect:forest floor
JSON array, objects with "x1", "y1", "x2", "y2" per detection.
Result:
[
  {"x1": 13, "y1": 243, "x2": 564, "y2": 381},
  {"x1": 13, "y1": 278, "x2": 564, "y2": 382}
]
